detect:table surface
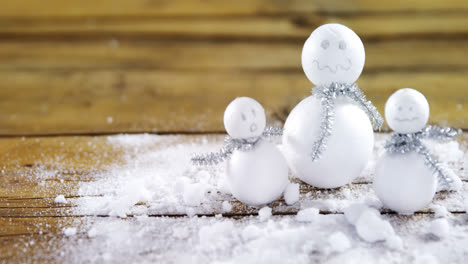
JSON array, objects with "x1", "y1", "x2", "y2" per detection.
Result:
[{"x1": 0, "y1": 0, "x2": 467, "y2": 262}]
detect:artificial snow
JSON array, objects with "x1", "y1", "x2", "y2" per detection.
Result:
[
  {"x1": 31, "y1": 133, "x2": 466, "y2": 263},
  {"x1": 432, "y1": 205, "x2": 449, "y2": 218},
  {"x1": 429, "y1": 219, "x2": 450, "y2": 239},
  {"x1": 258, "y1": 207, "x2": 272, "y2": 221},
  {"x1": 222, "y1": 201, "x2": 232, "y2": 213},
  {"x1": 343, "y1": 203, "x2": 369, "y2": 225},
  {"x1": 183, "y1": 183, "x2": 206, "y2": 207},
  {"x1": 296, "y1": 208, "x2": 319, "y2": 222},
  {"x1": 54, "y1": 195, "x2": 68, "y2": 204},
  {"x1": 284, "y1": 183, "x2": 300, "y2": 205},
  {"x1": 241, "y1": 225, "x2": 262, "y2": 241},
  {"x1": 349, "y1": 206, "x2": 396, "y2": 243},
  {"x1": 63, "y1": 227, "x2": 77, "y2": 237},
  {"x1": 328, "y1": 232, "x2": 351, "y2": 252}
]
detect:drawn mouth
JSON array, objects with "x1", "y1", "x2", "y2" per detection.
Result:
[
  {"x1": 312, "y1": 58, "x2": 352, "y2": 73},
  {"x1": 394, "y1": 117, "x2": 419, "y2": 122},
  {"x1": 250, "y1": 123, "x2": 257, "y2": 132}
]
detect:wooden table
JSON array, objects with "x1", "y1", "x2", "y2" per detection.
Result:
[{"x1": 0, "y1": 0, "x2": 467, "y2": 262}]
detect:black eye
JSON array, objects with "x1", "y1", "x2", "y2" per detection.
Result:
[
  {"x1": 409, "y1": 106, "x2": 413, "y2": 111},
  {"x1": 321, "y1": 40, "x2": 330, "y2": 49},
  {"x1": 251, "y1": 109, "x2": 256, "y2": 117},
  {"x1": 241, "y1": 113, "x2": 246, "y2": 121},
  {"x1": 398, "y1": 106, "x2": 403, "y2": 111},
  {"x1": 339, "y1": 40, "x2": 347, "y2": 50}
]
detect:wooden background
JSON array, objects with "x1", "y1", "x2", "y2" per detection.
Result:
[
  {"x1": 0, "y1": 1, "x2": 467, "y2": 262},
  {"x1": 0, "y1": 0, "x2": 466, "y2": 135}
]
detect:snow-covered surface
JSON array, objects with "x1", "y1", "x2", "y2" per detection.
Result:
[
  {"x1": 54, "y1": 195, "x2": 68, "y2": 204},
  {"x1": 27, "y1": 133, "x2": 468, "y2": 263},
  {"x1": 283, "y1": 182, "x2": 299, "y2": 205}
]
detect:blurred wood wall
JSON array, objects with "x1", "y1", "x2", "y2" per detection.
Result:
[{"x1": 0, "y1": 0, "x2": 466, "y2": 135}]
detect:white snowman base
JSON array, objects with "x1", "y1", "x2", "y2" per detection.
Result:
[
  {"x1": 374, "y1": 152, "x2": 437, "y2": 215},
  {"x1": 226, "y1": 140, "x2": 289, "y2": 206},
  {"x1": 282, "y1": 95, "x2": 374, "y2": 189}
]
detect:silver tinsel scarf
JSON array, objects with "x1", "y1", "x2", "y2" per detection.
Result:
[
  {"x1": 384, "y1": 125, "x2": 461, "y2": 190},
  {"x1": 310, "y1": 82, "x2": 384, "y2": 161},
  {"x1": 191, "y1": 126, "x2": 283, "y2": 166}
]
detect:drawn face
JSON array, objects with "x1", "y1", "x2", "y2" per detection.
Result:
[
  {"x1": 385, "y1": 88, "x2": 430, "y2": 133},
  {"x1": 223, "y1": 97, "x2": 266, "y2": 139},
  {"x1": 301, "y1": 23, "x2": 365, "y2": 86}
]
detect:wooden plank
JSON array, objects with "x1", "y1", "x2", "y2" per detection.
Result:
[
  {"x1": 0, "y1": 39, "x2": 467, "y2": 71},
  {"x1": 0, "y1": 134, "x2": 465, "y2": 217},
  {"x1": 1, "y1": 0, "x2": 468, "y2": 18},
  {"x1": 0, "y1": 70, "x2": 465, "y2": 135},
  {"x1": 0, "y1": 133, "x2": 465, "y2": 262},
  {"x1": 1, "y1": 183, "x2": 466, "y2": 217},
  {"x1": 0, "y1": 13, "x2": 467, "y2": 39}
]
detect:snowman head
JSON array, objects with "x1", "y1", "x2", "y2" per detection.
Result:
[
  {"x1": 385, "y1": 88, "x2": 430, "y2": 134},
  {"x1": 224, "y1": 97, "x2": 266, "y2": 139},
  {"x1": 302, "y1": 23, "x2": 365, "y2": 86}
]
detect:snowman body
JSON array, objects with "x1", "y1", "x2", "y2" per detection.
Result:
[
  {"x1": 227, "y1": 139, "x2": 289, "y2": 206},
  {"x1": 282, "y1": 95, "x2": 374, "y2": 188},
  {"x1": 374, "y1": 151, "x2": 436, "y2": 215}
]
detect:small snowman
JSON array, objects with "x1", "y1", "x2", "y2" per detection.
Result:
[
  {"x1": 282, "y1": 23, "x2": 383, "y2": 188},
  {"x1": 192, "y1": 97, "x2": 289, "y2": 206},
  {"x1": 374, "y1": 88, "x2": 462, "y2": 215}
]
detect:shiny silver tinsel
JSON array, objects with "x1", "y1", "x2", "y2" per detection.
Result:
[
  {"x1": 310, "y1": 82, "x2": 384, "y2": 161},
  {"x1": 384, "y1": 125, "x2": 461, "y2": 190},
  {"x1": 191, "y1": 126, "x2": 283, "y2": 166}
]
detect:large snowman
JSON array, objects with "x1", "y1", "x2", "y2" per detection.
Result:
[
  {"x1": 374, "y1": 88, "x2": 461, "y2": 215},
  {"x1": 193, "y1": 97, "x2": 289, "y2": 206},
  {"x1": 282, "y1": 23, "x2": 383, "y2": 188}
]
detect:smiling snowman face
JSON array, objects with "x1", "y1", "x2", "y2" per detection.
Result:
[
  {"x1": 302, "y1": 23, "x2": 365, "y2": 86},
  {"x1": 224, "y1": 97, "x2": 266, "y2": 139},
  {"x1": 385, "y1": 88, "x2": 430, "y2": 133}
]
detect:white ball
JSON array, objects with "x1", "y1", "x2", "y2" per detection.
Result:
[
  {"x1": 374, "y1": 152, "x2": 436, "y2": 215},
  {"x1": 226, "y1": 140, "x2": 289, "y2": 206},
  {"x1": 282, "y1": 96, "x2": 374, "y2": 188},
  {"x1": 224, "y1": 97, "x2": 266, "y2": 139},
  {"x1": 385, "y1": 88, "x2": 429, "y2": 134},
  {"x1": 302, "y1": 23, "x2": 365, "y2": 86}
]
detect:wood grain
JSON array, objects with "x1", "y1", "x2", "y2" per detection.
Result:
[
  {"x1": 0, "y1": 70, "x2": 465, "y2": 135},
  {"x1": 1, "y1": 39, "x2": 467, "y2": 71},
  {"x1": 2, "y1": 0, "x2": 468, "y2": 17},
  {"x1": 1, "y1": 13, "x2": 467, "y2": 39}
]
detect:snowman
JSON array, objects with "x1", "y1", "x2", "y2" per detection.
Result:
[
  {"x1": 374, "y1": 88, "x2": 462, "y2": 215},
  {"x1": 282, "y1": 23, "x2": 383, "y2": 188},
  {"x1": 192, "y1": 97, "x2": 289, "y2": 206}
]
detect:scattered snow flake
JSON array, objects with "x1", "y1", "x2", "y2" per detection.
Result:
[
  {"x1": 63, "y1": 227, "x2": 77, "y2": 237},
  {"x1": 414, "y1": 254, "x2": 439, "y2": 264},
  {"x1": 258, "y1": 207, "x2": 272, "y2": 221},
  {"x1": 173, "y1": 227, "x2": 190, "y2": 240},
  {"x1": 429, "y1": 218, "x2": 450, "y2": 239},
  {"x1": 296, "y1": 208, "x2": 319, "y2": 222},
  {"x1": 183, "y1": 183, "x2": 206, "y2": 207},
  {"x1": 432, "y1": 205, "x2": 449, "y2": 218},
  {"x1": 54, "y1": 195, "x2": 68, "y2": 204},
  {"x1": 344, "y1": 203, "x2": 368, "y2": 225},
  {"x1": 241, "y1": 225, "x2": 262, "y2": 241},
  {"x1": 284, "y1": 183, "x2": 299, "y2": 205},
  {"x1": 222, "y1": 201, "x2": 232, "y2": 213},
  {"x1": 386, "y1": 235, "x2": 403, "y2": 250},
  {"x1": 355, "y1": 209, "x2": 394, "y2": 243},
  {"x1": 328, "y1": 232, "x2": 351, "y2": 253}
]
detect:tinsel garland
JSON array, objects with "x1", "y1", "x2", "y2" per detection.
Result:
[
  {"x1": 384, "y1": 126, "x2": 461, "y2": 190},
  {"x1": 191, "y1": 126, "x2": 283, "y2": 166},
  {"x1": 310, "y1": 82, "x2": 384, "y2": 161}
]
